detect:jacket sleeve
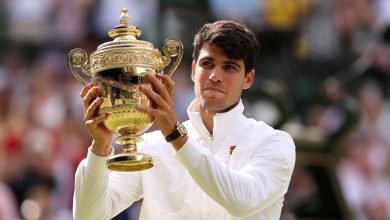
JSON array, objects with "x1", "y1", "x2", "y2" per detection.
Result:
[
  {"x1": 174, "y1": 133, "x2": 296, "y2": 217},
  {"x1": 73, "y1": 148, "x2": 142, "y2": 220}
]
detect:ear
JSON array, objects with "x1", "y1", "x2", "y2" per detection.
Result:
[
  {"x1": 243, "y1": 69, "x2": 255, "y2": 90},
  {"x1": 191, "y1": 60, "x2": 196, "y2": 82}
]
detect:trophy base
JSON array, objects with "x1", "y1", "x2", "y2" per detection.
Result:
[{"x1": 107, "y1": 152, "x2": 153, "y2": 172}]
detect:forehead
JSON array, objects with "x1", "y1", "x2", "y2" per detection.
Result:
[{"x1": 198, "y1": 44, "x2": 244, "y2": 65}]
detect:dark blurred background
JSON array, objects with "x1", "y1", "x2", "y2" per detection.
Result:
[{"x1": 0, "y1": 0, "x2": 389, "y2": 219}]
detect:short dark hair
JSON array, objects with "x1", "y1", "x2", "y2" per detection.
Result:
[{"x1": 192, "y1": 20, "x2": 260, "y2": 74}]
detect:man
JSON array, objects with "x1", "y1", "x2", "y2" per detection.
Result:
[{"x1": 74, "y1": 20, "x2": 296, "y2": 220}]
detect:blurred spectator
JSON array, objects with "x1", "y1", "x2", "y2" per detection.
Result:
[
  {"x1": 160, "y1": 0, "x2": 211, "y2": 60},
  {"x1": 356, "y1": 80, "x2": 390, "y2": 148},
  {"x1": 263, "y1": 0, "x2": 309, "y2": 30},
  {"x1": 0, "y1": 182, "x2": 19, "y2": 220},
  {"x1": 51, "y1": 0, "x2": 94, "y2": 46},
  {"x1": 376, "y1": 0, "x2": 390, "y2": 28},
  {"x1": 337, "y1": 134, "x2": 390, "y2": 220},
  {"x1": 258, "y1": 0, "x2": 309, "y2": 58},
  {"x1": 9, "y1": 128, "x2": 57, "y2": 218},
  {"x1": 334, "y1": 0, "x2": 376, "y2": 53},
  {"x1": 208, "y1": 0, "x2": 263, "y2": 31},
  {"x1": 299, "y1": 0, "x2": 342, "y2": 60},
  {"x1": 4, "y1": 0, "x2": 54, "y2": 44}
]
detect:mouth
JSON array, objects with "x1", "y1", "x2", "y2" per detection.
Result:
[{"x1": 203, "y1": 86, "x2": 225, "y2": 93}]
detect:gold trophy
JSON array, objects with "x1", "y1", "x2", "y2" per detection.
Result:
[{"x1": 67, "y1": 9, "x2": 183, "y2": 171}]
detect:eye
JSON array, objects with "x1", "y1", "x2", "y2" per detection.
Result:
[
  {"x1": 224, "y1": 64, "x2": 238, "y2": 71},
  {"x1": 200, "y1": 60, "x2": 214, "y2": 68}
]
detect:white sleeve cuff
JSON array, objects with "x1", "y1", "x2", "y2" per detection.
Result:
[{"x1": 85, "y1": 147, "x2": 114, "y2": 177}]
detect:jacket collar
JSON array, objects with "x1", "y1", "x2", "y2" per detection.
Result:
[{"x1": 187, "y1": 99, "x2": 245, "y2": 138}]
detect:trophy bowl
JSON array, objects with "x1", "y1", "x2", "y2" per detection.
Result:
[{"x1": 67, "y1": 9, "x2": 183, "y2": 171}]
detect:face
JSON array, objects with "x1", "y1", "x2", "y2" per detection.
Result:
[{"x1": 192, "y1": 43, "x2": 254, "y2": 113}]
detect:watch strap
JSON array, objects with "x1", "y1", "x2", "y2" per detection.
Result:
[
  {"x1": 165, "y1": 122, "x2": 187, "y2": 142},
  {"x1": 165, "y1": 129, "x2": 181, "y2": 142}
]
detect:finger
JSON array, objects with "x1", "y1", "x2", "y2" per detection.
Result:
[
  {"x1": 136, "y1": 103, "x2": 164, "y2": 117},
  {"x1": 145, "y1": 73, "x2": 172, "y2": 102},
  {"x1": 145, "y1": 73, "x2": 160, "y2": 92},
  {"x1": 80, "y1": 83, "x2": 93, "y2": 98},
  {"x1": 139, "y1": 84, "x2": 171, "y2": 111},
  {"x1": 85, "y1": 96, "x2": 104, "y2": 120},
  {"x1": 136, "y1": 103, "x2": 178, "y2": 134},
  {"x1": 85, "y1": 113, "x2": 108, "y2": 128},
  {"x1": 156, "y1": 73, "x2": 175, "y2": 97},
  {"x1": 83, "y1": 86, "x2": 99, "y2": 111}
]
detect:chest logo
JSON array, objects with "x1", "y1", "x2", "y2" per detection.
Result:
[{"x1": 229, "y1": 145, "x2": 236, "y2": 155}]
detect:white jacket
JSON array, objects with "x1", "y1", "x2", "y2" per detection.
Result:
[{"x1": 73, "y1": 100, "x2": 296, "y2": 220}]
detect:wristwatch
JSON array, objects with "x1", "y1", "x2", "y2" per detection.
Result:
[{"x1": 165, "y1": 122, "x2": 187, "y2": 142}]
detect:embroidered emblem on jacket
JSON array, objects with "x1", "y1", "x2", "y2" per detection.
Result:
[{"x1": 230, "y1": 146, "x2": 236, "y2": 155}]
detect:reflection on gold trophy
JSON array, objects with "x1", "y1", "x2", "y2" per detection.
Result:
[{"x1": 67, "y1": 9, "x2": 183, "y2": 171}]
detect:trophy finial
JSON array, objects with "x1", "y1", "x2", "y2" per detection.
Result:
[
  {"x1": 120, "y1": 8, "x2": 130, "y2": 26},
  {"x1": 108, "y1": 8, "x2": 141, "y2": 38}
]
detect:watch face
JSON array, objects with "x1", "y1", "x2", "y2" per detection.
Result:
[{"x1": 177, "y1": 123, "x2": 187, "y2": 135}]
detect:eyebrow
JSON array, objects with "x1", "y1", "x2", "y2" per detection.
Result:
[
  {"x1": 224, "y1": 60, "x2": 241, "y2": 69},
  {"x1": 199, "y1": 57, "x2": 241, "y2": 69},
  {"x1": 198, "y1": 56, "x2": 214, "y2": 62}
]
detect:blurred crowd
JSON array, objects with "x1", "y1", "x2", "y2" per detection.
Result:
[{"x1": 0, "y1": 0, "x2": 389, "y2": 219}]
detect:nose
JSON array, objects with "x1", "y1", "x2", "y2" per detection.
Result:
[{"x1": 209, "y1": 68, "x2": 223, "y2": 82}]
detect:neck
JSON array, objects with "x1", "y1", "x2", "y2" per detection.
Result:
[{"x1": 197, "y1": 100, "x2": 240, "y2": 135}]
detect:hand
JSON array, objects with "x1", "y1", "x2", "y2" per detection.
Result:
[
  {"x1": 137, "y1": 73, "x2": 179, "y2": 138},
  {"x1": 80, "y1": 83, "x2": 112, "y2": 156}
]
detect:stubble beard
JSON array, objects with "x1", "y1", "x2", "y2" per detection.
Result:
[
  {"x1": 201, "y1": 98, "x2": 240, "y2": 113},
  {"x1": 202, "y1": 101, "x2": 226, "y2": 112}
]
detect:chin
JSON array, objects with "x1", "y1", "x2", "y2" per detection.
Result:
[
  {"x1": 202, "y1": 101, "x2": 227, "y2": 112},
  {"x1": 200, "y1": 97, "x2": 239, "y2": 112}
]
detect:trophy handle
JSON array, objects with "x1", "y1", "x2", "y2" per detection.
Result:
[
  {"x1": 162, "y1": 38, "x2": 184, "y2": 77},
  {"x1": 67, "y1": 48, "x2": 92, "y2": 85}
]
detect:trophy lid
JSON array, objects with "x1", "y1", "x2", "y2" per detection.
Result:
[
  {"x1": 72, "y1": 8, "x2": 183, "y2": 75},
  {"x1": 96, "y1": 8, "x2": 155, "y2": 51},
  {"x1": 68, "y1": 8, "x2": 183, "y2": 84}
]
